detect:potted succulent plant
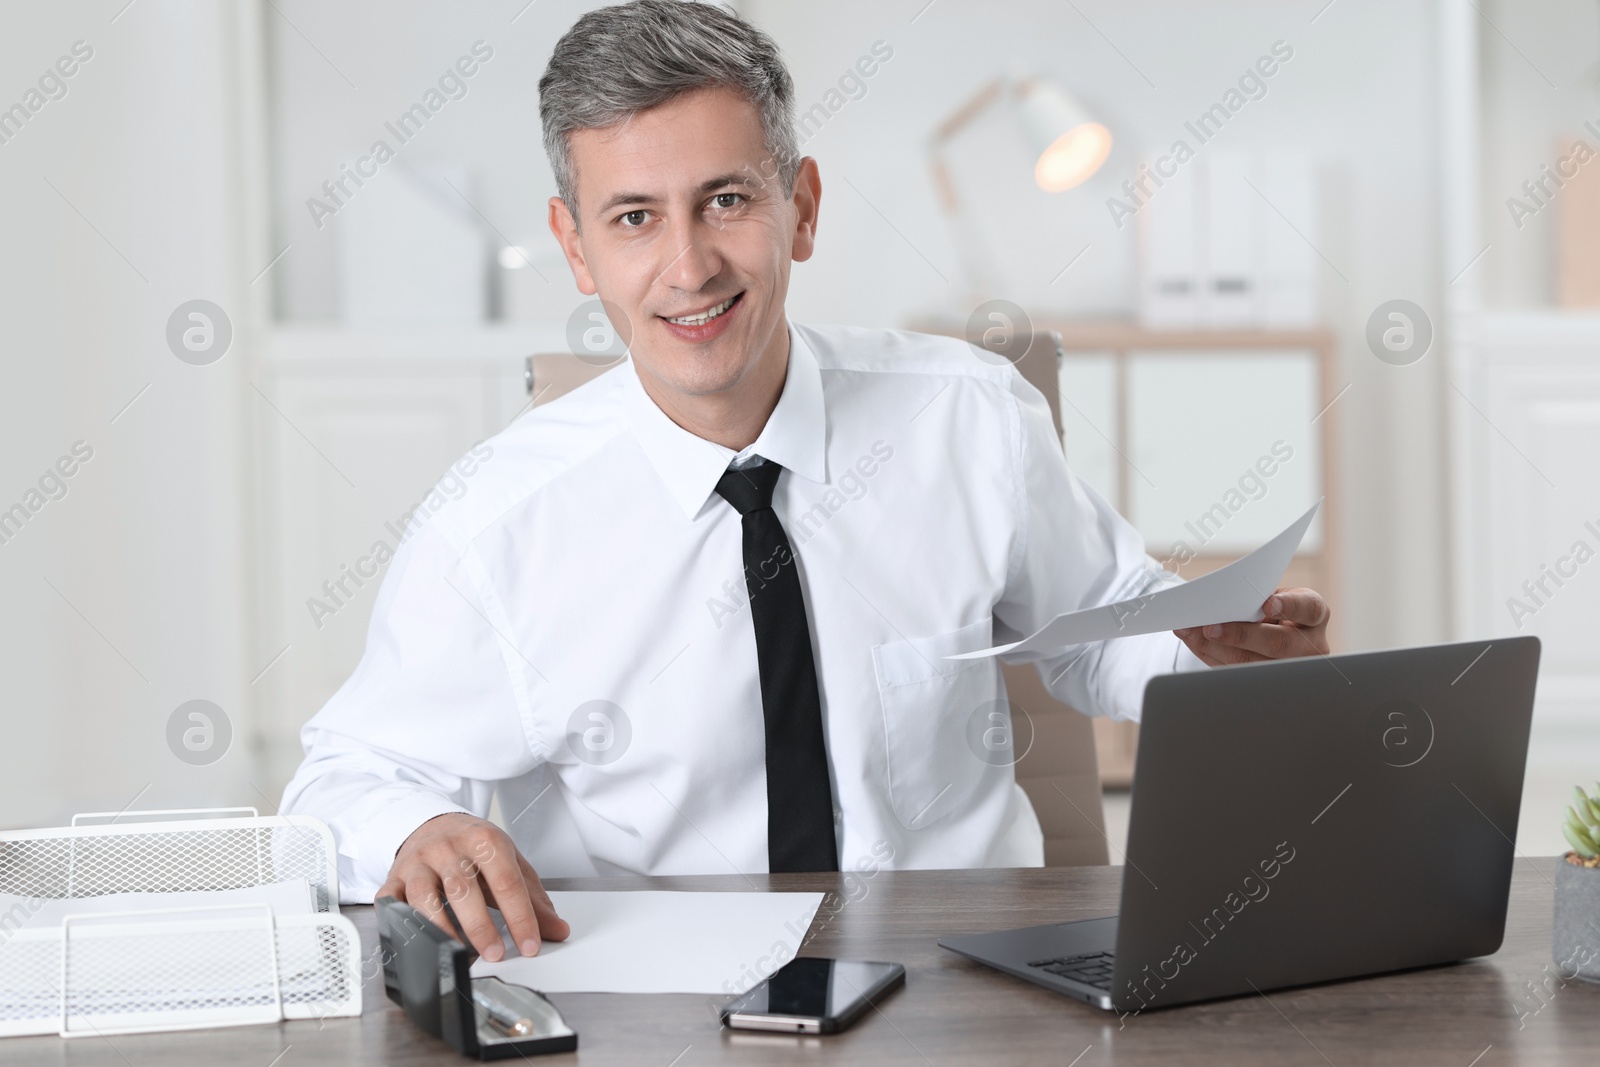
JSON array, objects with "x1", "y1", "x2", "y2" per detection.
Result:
[{"x1": 1554, "y1": 784, "x2": 1600, "y2": 982}]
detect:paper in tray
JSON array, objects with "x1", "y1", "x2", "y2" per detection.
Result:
[{"x1": 0, "y1": 811, "x2": 360, "y2": 1038}]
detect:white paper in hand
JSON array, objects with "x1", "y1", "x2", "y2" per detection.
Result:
[{"x1": 948, "y1": 499, "x2": 1321, "y2": 660}]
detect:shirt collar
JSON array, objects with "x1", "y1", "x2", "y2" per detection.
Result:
[{"x1": 622, "y1": 321, "x2": 828, "y2": 520}]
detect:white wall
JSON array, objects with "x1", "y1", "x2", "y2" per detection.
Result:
[
  {"x1": 264, "y1": 0, "x2": 1457, "y2": 654},
  {"x1": 265, "y1": 0, "x2": 602, "y2": 324},
  {"x1": 742, "y1": 0, "x2": 1450, "y2": 655},
  {"x1": 0, "y1": 0, "x2": 1559, "y2": 834},
  {"x1": 0, "y1": 1, "x2": 259, "y2": 826}
]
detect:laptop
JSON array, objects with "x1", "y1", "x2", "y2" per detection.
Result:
[{"x1": 940, "y1": 636, "x2": 1541, "y2": 1014}]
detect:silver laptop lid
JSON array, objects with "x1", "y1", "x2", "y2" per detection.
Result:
[{"x1": 1110, "y1": 637, "x2": 1540, "y2": 1014}]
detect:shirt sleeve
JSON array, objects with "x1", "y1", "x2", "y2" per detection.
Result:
[
  {"x1": 279, "y1": 519, "x2": 539, "y2": 902},
  {"x1": 993, "y1": 365, "x2": 1210, "y2": 724}
]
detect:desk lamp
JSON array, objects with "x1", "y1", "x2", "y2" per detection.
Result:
[{"x1": 927, "y1": 76, "x2": 1111, "y2": 305}]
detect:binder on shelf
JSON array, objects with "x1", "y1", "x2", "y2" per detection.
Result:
[
  {"x1": 1137, "y1": 151, "x2": 1320, "y2": 330},
  {"x1": 1138, "y1": 155, "x2": 1201, "y2": 327},
  {"x1": 0, "y1": 807, "x2": 361, "y2": 1038},
  {"x1": 1258, "y1": 152, "x2": 1318, "y2": 326},
  {"x1": 1204, "y1": 151, "x2": 1257, "y2": 326}
]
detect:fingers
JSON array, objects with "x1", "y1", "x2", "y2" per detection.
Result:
[
  {"x1": 1173, "y1": 588, "x2": 1332, "y2": 664},
  {"x1": 382, "y1": 813, "x2": 560, "y2": 962},
  {"x1": 403, "y1": 870, "x2": 452, "y2": 936},
  {"x1": 478, "y1": 848, "x2": 544, "y2": 958},
  {"x1": 1263, "y1": 587, "x2": 1331, "y2": 629},
  {"x1": 517, "y1": 852, "x2": 571, "y2": 944},
  {"x1": 1204, "y1": 619, "x2": 1304, "y2": 659},
  {"x1": 1175, "y1": 626, "x2": 1273, "y2": 667},
  {"x1": 439, "y1": 867, "x2": 509, "y2": 962}
]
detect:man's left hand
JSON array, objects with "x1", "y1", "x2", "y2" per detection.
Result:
[{"x1": 1174, "y1": 587, "x2": 1331, "y2": 667}]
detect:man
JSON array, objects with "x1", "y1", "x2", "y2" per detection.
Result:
[{"x1": 281, "y1": 0, "x2": 1331, "y2": 965}]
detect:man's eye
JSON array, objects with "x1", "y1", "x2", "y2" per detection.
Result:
[
  {"x1": 620, "y1": 210, "x2": 648, "y2": 227},
  {"x1": 711, "y1": 193, "x2": 742, "y2": 209}
]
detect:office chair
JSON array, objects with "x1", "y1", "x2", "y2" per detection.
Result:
[{"x1": 991, "y1": 329, "x2": 1109, "y2": 867}]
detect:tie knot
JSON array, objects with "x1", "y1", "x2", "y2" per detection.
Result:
[{"x1": 715, "y1": 459, "x2": 782, "y2": 515}]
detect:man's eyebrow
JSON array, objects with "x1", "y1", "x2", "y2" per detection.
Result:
[
  {"x1": 696, "y1": 173, "x2": 757, "y2": 194},
  {"x1": 594, "y1": 174, "x2": 758, "y2": 216},
  {"x1": 595, "y1": 190, "x2": 658, "y2": 215}
]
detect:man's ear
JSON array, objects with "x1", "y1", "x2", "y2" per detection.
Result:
[
  {"x1": 790, "y1": 156, "x2": 821, "y2": 264},
  {"x1": 548, "y1": 195, "x2": 598, "y2": 294}
]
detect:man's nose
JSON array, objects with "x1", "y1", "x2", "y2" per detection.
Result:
[{"x1": 655, "y1": 217, "x2": 724, "y2": 293}]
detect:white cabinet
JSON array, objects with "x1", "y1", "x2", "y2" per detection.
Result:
[
  {"x1": 252, "y1": 331, "x2": 540, "y2": 789},
  {"x1": 1455, "y1": 315, "x2": 1600, "y2": 732},
  {"x1": 1060, "y1": 350, "x2": 1324, "y2": 552},
  {"x1": 1124, "y1": 351, "x2": 1322, "y2": 556}
]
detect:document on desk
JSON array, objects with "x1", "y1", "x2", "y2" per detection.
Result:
[
  {"x1": 948, "y1": 499, "x2": 1322, "y2": 660},
  {"x1": 472, "y1": 890, "x2": 824, "y2": 995}
]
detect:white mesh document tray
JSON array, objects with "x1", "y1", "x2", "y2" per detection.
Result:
[{"x1": 0, "y1": 808, "x2": 361, "y2": 1037}]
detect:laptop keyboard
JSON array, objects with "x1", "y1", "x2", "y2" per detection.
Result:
[{"x1": 1027, "y1": 950, "x2": 1115, "y2": 991}]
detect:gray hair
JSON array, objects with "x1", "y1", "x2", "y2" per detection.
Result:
[{"x1": 538, "y1": 0, "x2": 799, "y2": 224}]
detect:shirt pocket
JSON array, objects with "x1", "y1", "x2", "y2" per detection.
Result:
[{"x1": 871, "y1": 616, "x2": 1001, "y2": 830}]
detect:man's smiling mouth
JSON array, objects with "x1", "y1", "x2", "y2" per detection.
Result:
[{"x1": 661, "y1": 292, "x2": 743, "y2": 326}]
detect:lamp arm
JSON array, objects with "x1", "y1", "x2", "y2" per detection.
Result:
[
  {"x1": 926, "y1": 77, "x2": 1009, "y2": 216},
  {"x1": 926, "y1": 77, "x2": 1013, "y2": 307}
]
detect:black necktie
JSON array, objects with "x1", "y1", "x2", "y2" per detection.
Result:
[{"x1": 715, "y1": 459, "x2": 839, "y2": 873}]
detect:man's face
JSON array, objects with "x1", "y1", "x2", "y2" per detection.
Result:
[{"x1": 549, "y1": 86, "x2": 819, "y2": 400}]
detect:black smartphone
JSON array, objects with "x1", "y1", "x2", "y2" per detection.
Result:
[{"x1": 720, "y1": 958, "x2": 905, "y2": 1034}]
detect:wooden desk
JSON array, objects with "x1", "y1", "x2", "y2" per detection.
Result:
[{"x1": 3, "y1": 862, "x2": 1593, "y2": 1065}]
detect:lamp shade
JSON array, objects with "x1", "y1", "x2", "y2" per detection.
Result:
[{"x1": 1016, "y1": 78, "x2": 1112, "y2": 192}]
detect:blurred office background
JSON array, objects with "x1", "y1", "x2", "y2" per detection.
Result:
[{"x1": 1, "y1": 0, "x2": 1596, "y2": 858}]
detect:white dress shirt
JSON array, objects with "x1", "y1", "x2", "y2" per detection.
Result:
[{"x1": 281, "y1": 321, "x2": 1206, "y2": 901}]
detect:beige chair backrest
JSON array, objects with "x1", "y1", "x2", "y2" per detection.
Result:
[
  {"x1": 986, "y1": 331, "x2": 1109, "y2": 867},
  {"x1": 527, "y1": 333, "x2": 1108, "y2": 867},
  {"x1": 526, "y1": 353, "x2": 624, "y2": 407}
]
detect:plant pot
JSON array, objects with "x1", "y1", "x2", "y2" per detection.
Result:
[{"x1": 1552, "y1": 855, "x2": 1600, "y2": 982}]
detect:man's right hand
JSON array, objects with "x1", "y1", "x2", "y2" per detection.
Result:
[{"x1": 377, "y1": 812, "x2": 569, "y2": 961}]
